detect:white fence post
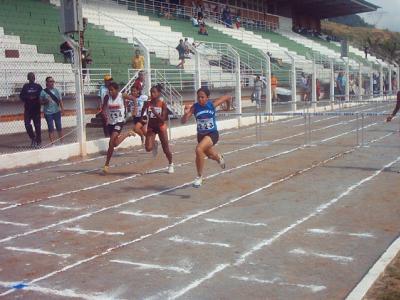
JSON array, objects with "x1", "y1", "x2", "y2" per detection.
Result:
[
  {"x1": 233, "y1": 48, "x2": 241, "y2": 125},
  {"x1": 330, "y1": 59, "x2": 335, "y2": 106},
  {"x1": 379, "y1": 63, "x2": 384, "y2": 99},
  {"x1": 194, "y1": 48, "x2": 201, "y2": 100},
  {"x1": 286, "y1": 52, "x2": 296, "y2": 112},
  {"x1": 67, "y1": 36, "x2": 87, "y2": 157},
  {"x1": 264, "y1": 54, "x2": 272, "y2": 119},
  {"x1": 345, "y1": 58, "x2": 350, "y2": 102},
  {"x1": 358, "y1": 64, "x2": 362, "y2": 101},
  {"x1": 312, "y1": 57, "x2": 317, "y2": 111},
  {"x1": 370, "y1": 64, "x2": 374, "y2": 99},
  {"x1": 389, "y1": 64, "x2": 392, "y2": 96},
  {"x1": 135, "y1": 37, "x2": 151, "y2": 95}
]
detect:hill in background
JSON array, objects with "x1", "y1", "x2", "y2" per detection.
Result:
[{"x1": 322, "y1": 15, "x2": 400, "y2": 64}]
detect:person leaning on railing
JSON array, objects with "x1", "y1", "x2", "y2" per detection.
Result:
[{"x1": 386, "y1": 90, "x2": 400, "y2": 122}]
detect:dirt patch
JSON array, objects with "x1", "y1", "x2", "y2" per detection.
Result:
[{"x1": 365, "y1": 251, "x2": 400, "y2": 300}]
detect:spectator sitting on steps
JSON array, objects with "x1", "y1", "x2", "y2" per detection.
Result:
[
  {"x1": 198, "y1": 23, "x2": 208, "y2": 35},
  {"x1": 132, "y1": 49, "x2": 145, "y2": 70}
]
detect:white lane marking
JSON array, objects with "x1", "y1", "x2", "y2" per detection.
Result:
[
  {"x1": 231, "y1": 275, "x2": 326, "y2": 293},
  {"x1": 64, "y1": 227, "x2": 125, "y2": 236},
  {"x1": 0, "y1": 102, "x2": 372, "y2": 180},
  {"x1": 0, "y1": 201, "x2": 9, "y2": 205},
  {"x1": 235, "y1": 155, "x2": 400, "y2": 266},
  {"x1": 307, "y1": 228, "x2": 374, "y2": 238},
  {"x1": 167, "y1": 264, "x2": 229, "y2": 300},
  {"x1": 204, "y1": 218, "x2": 268, "y2": 227},
  {"x1": 0, "y1": 280, "x2": 122, "y2": 300},
  {"x1": 119, "y1": 210, "x2": 169, "y2": 219},
  {"x1": 4, "y1": 247, "x2": 71, "y2": 259},
  {"x1": 346, "y1": 235, "x2": 400, "y2": 300},
  {"x1": 293, "y1": 116, "x2": 337, "y2": 127},
  {"x1": 0, "y1": 129, "x2": 393, "y2": 297},
  {"x1": 110, "y1": 260, "x2": 191, "y2": 274},
  {"x1": 289, "y1": 248, "x2": 354, "y2": 264},
  {"x1": 169, "y1": 236, "x2": 231, "y2": 248},
  {"x1": 39, "y1": 205, "x2": 82, "y2": 211},
  {"x1": 1, "y1": 150, "x2": 186, "y2": 192},
  {"x1": 0, "y1": 162, "x2": 191, "y2": 211},
  {"x1": 0, "y1": 220, "x2": 28, "y2": 227},
  {"x1": 163, "y1": 154, "x2": 400, "y2": 299}
]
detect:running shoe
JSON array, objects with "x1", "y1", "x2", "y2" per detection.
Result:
[
  {"x1": 168, "y1": 163, "x2": 175, "y2": 174},
  {"x1": 152, "y1": 141, "x2": 159, "y2": 157},
  {"x1": 193, "y1": 176, "x2": 203, "y2": 188},
  {"x1": 102, "y1": 165, "x2": 109, "y2": 174},
  {"x1": 219, "y1": 154, "x2": 226, "y2": 169}
]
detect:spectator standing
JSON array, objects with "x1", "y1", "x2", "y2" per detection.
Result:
[
  {"x1": 176, "y1": 39, "x2": 186, "y2": 69},
  {"x1": 198, "y1": 23, "x2": 208, "y2": 35},
  {"x1": 60, "y1": 41, "x2": 73, "y2": 63},
  {"x1": 253, "y1": 75, "x2": 263, "y2": 108},
  {"x1": 134, "y1": 71, "x2": 145, "y2": 93},
  {"x1": 235, "y1": 14, "x2": 241, "y2": 29},
  {"x1": 336, "y1": 72, "x2": 346, "y2": 100},
  {"x1": 40, "y1": 77, "x2": 64, "y2": 145},
  {"x1": 131, "y1": 49, "x2": 145, "y2": 70},
  {"x1": 316, "y1": 78, "x2": 321, "y2": 101},
  {"x1": 271, "y1": 73, "x2": 278, "y2": 102},
  {"x1": 300, "y1": 72, "x2": 308, "y2": 101},
  {"x1": 184, "y1": 38, "x2": 191, "y2": 56},
  {"x1": 19, "y1": 72, "x2": 43, "y2": 147}
]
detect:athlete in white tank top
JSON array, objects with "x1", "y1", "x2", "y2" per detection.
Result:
[{"x1": 107, "y1": 92, "x2": 125, "y2": 125}]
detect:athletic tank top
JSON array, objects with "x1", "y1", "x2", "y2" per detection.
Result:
[
  {"x1": 143, "y1": 99, "x2": 167, "y2": 128},
  {"x1": 135, "y1": 95, "x2": 148, "y2": 118},
  {"x1": 193, "y1": 100, "x2": 217, "y2": 134},
  {"x1": 107, "y1": 92, "x2": 125, "y2": 125}
]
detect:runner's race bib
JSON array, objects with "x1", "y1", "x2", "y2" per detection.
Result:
[
  {"x1": 149, "y1": 107, "x2": 162, "y2": 118},
  {"x1": 197, "y1": 118, "x2": 215, "y2": 131}
]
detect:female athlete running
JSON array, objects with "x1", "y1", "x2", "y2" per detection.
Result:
[
  {"x1": 128, "y1": 85, "x2": 148, "y2": 145},
  {"x1": 101, "y1": 82, "x2": 135, "y2": 174},
  {"x1": 181, "y1": 87, "x2": 231, "y2": 187},
  {"x1": 141, "y1": 84, "x2": 174, "y2": 174}
]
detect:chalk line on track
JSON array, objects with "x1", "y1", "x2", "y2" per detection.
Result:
[
  {"x1": 162, "y1": 155, "x2": 400, "y2": 300},
  {"x1": 0, "y1": 102, "x2": 375, "y2": 179},
  {"x1": 0, "y1": 105, "x2": 388, "y2": 211},
  {"x1": 4, "y1": 247, "x2": 71, "y2": 259},
  {"x1": 289, "y1": 248, "x2": 354, "y2": 264},
  {"x1": 307, "y1": 228, "x2": 374, "y2": 238},
  {"x1": 169, "y1": 236, "x2": 231, "y2": 248},
  {"x1": 0, "y1": 114, "x2": 391, "y2": 246},
  {"x1": 110, "y1": 260, "x2": 192, "y2": 274},
  {"x1": 0, "y1": 126, "x2": 394, "y2": 298}
]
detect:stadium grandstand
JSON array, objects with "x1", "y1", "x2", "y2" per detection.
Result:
[{"x1": 0, "y1": 0, "x2": 396, "y2": 158}]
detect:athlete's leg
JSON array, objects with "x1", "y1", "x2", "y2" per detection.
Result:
[
  {"x1": 145, "y1": 128, "x2": 156, "y2": 152},
  {"x1": 158, "y1": 128, "x2": 173, "y2": 164},
  {"x1": 105, "y1": 131, "x2": 119, "y2": 167},
  {"x1": 134, "y1": 122, "x2": 145, "y2": 144},
  {"x1": 113, "y1": 129, "x2": 135, "y2": 147},
  {"x1": 195, "y1": 136, "x2": 213, "y2": 177}
]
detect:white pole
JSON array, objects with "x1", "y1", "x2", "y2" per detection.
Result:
[
  {"x1": 330, "y1": 59, "x2": 335, "y2": 106},
  {"x1": 136, "y1": 37, "x2": 151, "y2": 95},
  {"x1": 358, "y1": 64, "x2": 362, "y2": 101},
  {"x1": 345, "y1": 58, "x2": 350, "y2": 102},
  {"x1": 194, "y1": 48, "x2": 201, "y2": 101},
  {"x1": 379, "y1": 63, "x2": 384, "y2": 99},
  {"x1": 389, "y1": 64, "x2": 392, "y2": 95},
  {"x1": 265, "y1": 54, "x2": 272, "y2": 118},
  {"x1": 370, "y1": 64, "x2": 374, "y2": 99},
  {"x1": 312, "y1": 57, "x2": 317, "y2": 111},
  {"x1": 234, "y1": 49, "x2": 242, "y2": 125},
  {"x1": 286, "y1": 52, "x2": 296, "y2": 112},
  {"x1": 66, "y1": 36, "x2": 86, "y2": 157}
]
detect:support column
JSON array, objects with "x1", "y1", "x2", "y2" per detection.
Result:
[
  {"x1": 389, "y1": 65, "x2": 392, "y2": 96},
  {"x1": 265, "y1": 54, "x2": 272, "y2": 118},
  {"x1": 379, "y1": 64, "x2": 384, "y2": 99},
  {"x1": 312, "y1": 58, "x2": 317, "y2": 111},
  {"x1": 194, "y1": 49, "x2": 201, "y2": 101},
  {"x1": 289, "y1": 54, "x2": 297, "y2": 112},
  {"x1": 345, "y1": 59, "x2": 350, "y2": 102},
  {"x1": 358, "y1": 64, "x2": 362, "y2": 101},
  {"x1": 330, "y1": 59, "x2": 335, "y2": 105},
  {"x1": 136, "y1": 38, "x2": 151, "y2": 95},
  {"x1": 67, "y1": 36, "x2": 86, "y2": 157},
  {"x1": 370, "y1": 64, "x2": 374, "y2": 99}
]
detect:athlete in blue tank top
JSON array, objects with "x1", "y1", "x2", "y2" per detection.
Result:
[{"x1": 181, "y1": 87, "x2": 232, "y2": 187}]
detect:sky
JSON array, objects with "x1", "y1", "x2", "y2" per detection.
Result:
[{"x1": 361, "y1": 0, "x2": 400, "y2": 31}]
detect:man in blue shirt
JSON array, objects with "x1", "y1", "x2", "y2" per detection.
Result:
[
  {"x1": 20, "y1": 72, "x2": 43, "y2": 147},
  {"x1": 40, "y1": 77, "x2": 64, "y2": 145}
]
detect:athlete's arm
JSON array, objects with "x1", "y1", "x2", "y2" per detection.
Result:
[
  {"x1": 101, "y1": 95, "x2": 109, "y2": 121},
  {"x1": 181, "y1": 105, "x2": 194, "y2": 124},
  {"x1": 213, "y1": 95, "x2": 232, "y2": 109},
  {"x1": 387, "y1": 92, "x2": 400, "y2": 122}
]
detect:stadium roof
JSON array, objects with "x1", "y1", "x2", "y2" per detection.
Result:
[{"x1": 287, "y1": 0, "x2": 379, "y2": 18}]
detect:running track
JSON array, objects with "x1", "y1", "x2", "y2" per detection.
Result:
[{"x1": 0, "y1": 102, "x2": 399, "y2": 299}]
